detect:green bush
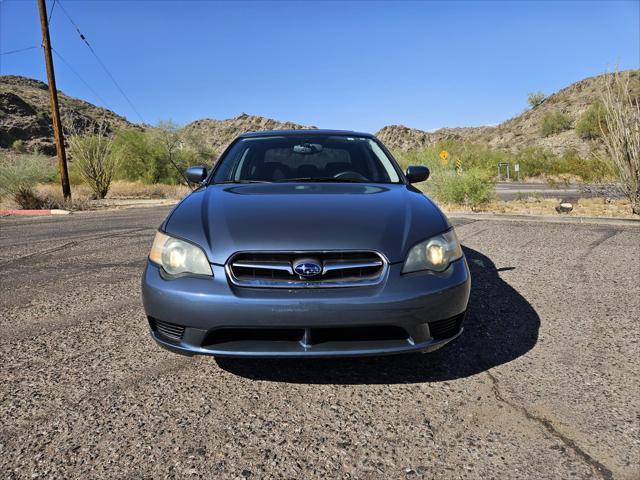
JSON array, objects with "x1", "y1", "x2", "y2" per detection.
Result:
[
  {"x1": 393, "y1": 141, "x2": 511, "y2": 174},
  {"x1": 427, "y1": 168, "x2": 495, "y2": 209},
  {"x1": 0, "y1": 153, "x2": 57, "y2": 198},
  {"x1": 112, "y1": 129, "x2": 165, "y2": 183},
  {"x1": 393, "y1": 140, "x2": 616, "y2": 184},
  {"x1": 111, "y1": 124, "x2": 214, "y2": 184},
  {"x1": 11, "y1": 139, "x2": 27, "y2": 153},
  {"x1": 560, "y1": 150, "x2": 614, "y2": 182},
  {"x1": 527, "y1": 91, "x2": 545, "y2": 108},
  {"x1": 540, "y1": 111, "x2": 572, "y2": 136},
  {"x1": 575, "y1": 102, "x2": 606, "y2": 139},
  {"x1": 514, "y1": 147, "x2": 557, "y2": 177}
]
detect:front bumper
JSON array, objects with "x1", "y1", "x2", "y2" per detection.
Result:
[{"x1": 141, "y1": 257, "x2": 471, "y2": 358}]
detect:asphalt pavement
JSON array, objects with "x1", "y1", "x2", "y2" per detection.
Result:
[{"x1": 1, "y1": 207, "x2": 638, "y2": 479}]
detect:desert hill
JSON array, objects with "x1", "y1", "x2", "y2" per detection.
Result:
[{"x1": 2, "y1": 71, "x2": 638, "y2": 157}]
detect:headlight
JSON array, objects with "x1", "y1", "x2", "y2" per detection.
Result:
[
  {"x1": 149, "y1": 231, "x2": 212, "y2": 277},
  {"x1": 402, "y1": 229, "x2": 463, "y2": 274}
]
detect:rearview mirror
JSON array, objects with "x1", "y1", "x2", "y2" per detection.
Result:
[
  {"x1": 293, "y1": 143, "x2": 323, "y2": 154},
  {"x1": 186, "y1": 166, "x2": 208, "y2": 184},
  {"x1": 406, "y1": 165, "x2": 430, "y2": 183}
]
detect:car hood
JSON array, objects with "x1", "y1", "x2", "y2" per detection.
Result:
[{"x1": 164, "y1": 183, "x2": 450, "y2": 265}]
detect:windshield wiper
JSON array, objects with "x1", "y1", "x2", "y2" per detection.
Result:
[{"x1": 273, "y1": 177, "x2": 363, "y2": 183}]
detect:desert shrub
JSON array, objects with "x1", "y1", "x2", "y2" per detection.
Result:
[
  {"x1": 112, "y1": 129, "x2": 164, "y2": 183},
  {"x1": 394, "y1": 140, "x2": 615, "y2": 183},
  {"x1": 112, "y1": 124, "x2": 214, "y2": 185},
  {"x1": 527, "y1": 91, "x2": 546, "y2": 108},
  {"x1": 575, "y1": 102, "x2": 606, "y2": 139},
  {"x1": 428, "y1": 168, "x2": 495, "y2": 209},
  {"x1": 14, "y1": 185, "x2": 45, "y2": 209},
  {"x1": 113, "y1": 129, "x2": 178, "y2": 184},
  {"x1": 540, "y1": 111, "x2": 572, "y2": 136},
  {"x1": 599, "y1": 70, "x2": 640, "y2": 215},
  {"x1": 68, "y1": 132, "x2": 118, "y2": 199},
  {"x1": 393, "y1": 141, "x2": 510, "y2": 176},
  {"x1": 0, "y1": 153, "x2": 57, "y2": 209},
  {"x1": 0, "y1": 153, "x2": 57, "y2": 199},
  {"x1": 514, "y1": 147, "x2": 557, "y2": 177},
  {"x1": 34, "y1": 183, "x2": 93, "y2": 211},
  {"x1": 561, "y1": 151, "x2": 614, "y2": 182},
  {"x1": 513, "y1": 147, "x2": 614, "y2": 181},
  {"x1": 11, "y1": 139, "x2": 27, "y2": 153}
]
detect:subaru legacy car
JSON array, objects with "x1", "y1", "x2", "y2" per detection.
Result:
[{"x1": 142, "y1": 130, "x2": 470, "y2": 357}]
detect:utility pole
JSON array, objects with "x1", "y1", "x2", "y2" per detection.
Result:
[{"x1": 37, "y1": 0, "x2": 71, "y2": 200}]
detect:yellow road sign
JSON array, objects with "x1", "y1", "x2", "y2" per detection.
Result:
[{"x1": 439, "y1": 150, "x2": 449, "y2": 160}]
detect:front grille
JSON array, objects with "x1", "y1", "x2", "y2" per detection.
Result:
[
  {"x1": 149, "y1": 317, "x2": 185, "y2": 341},
  {"x1": 428, "y1": 313, "x2": 465, "y2": 340},
  {"x1": 227, "y1": 251, "x2": 387, "y2": 288},
  {"x1": 203, "y1": 325, "x2": 408, "y2": 346}
]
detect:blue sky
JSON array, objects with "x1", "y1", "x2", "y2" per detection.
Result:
[{"x1": 1, "y1": 0, "x2": 638, "y2": 132}]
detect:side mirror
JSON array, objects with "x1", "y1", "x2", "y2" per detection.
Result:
[
  {"x1": 186, "y1": 166, "x2": 208, "y2": 184},
  {"x1": 406, "y1": 165, "x2": 430, "y2": 183}
]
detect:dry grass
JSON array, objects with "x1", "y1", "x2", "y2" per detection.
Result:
[
  {"x1": 37, "y1": 183, "x2": 93, "y2": 201},
  {"x1": 37, "y1": 181, "x2": 190, "y2": 202},
  {"x1": 106, "y1": 181, "x2": 191, "y2": 199},
  {"x1": 1, "y1": 181, "x2": 190, "y2": 210},
  {"x1": 441, "y1": 196, "x2": 637, "y2": 218}
]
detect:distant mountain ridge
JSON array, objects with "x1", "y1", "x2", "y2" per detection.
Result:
[
  {"x1": 0, "y1": 75, "x2": 133, "y2": 155},
  {"x1": 376, "y1": 70, "x2": 639, "y2": 157},
  {"x1": 1, "y1": 71, "x2": 638, "y2": 157},
  {"x1": 183, "y1": 114, "x2": 315, "y2": 154}
]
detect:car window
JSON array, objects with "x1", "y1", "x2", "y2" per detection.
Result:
[{"x1": 213, "y1": 136, "x2": 401, "y2": 183}]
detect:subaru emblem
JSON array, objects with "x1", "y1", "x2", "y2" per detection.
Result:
[{"x1": 293, "y1": 258, "x2": 322, "y2": 278}]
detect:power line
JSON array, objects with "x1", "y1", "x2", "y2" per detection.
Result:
[
  {"x1": 0, "y1": 46, "x2": 39, "y2": 74},
  {"x1": 56, "y1": 0, "x2": 146, "y2": 123},
  {"x1": 47, "y1": 0, "x2": 56, "y2": 24},
  {"x1": 0, "y1": 46, "x2": 39, "y2": 56},
  {"x1": 52, "y1": 47, "x2": 111, "y2": 109}
]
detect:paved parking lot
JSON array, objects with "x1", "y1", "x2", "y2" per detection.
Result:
[{"x1": 1, "y1": 207, "x2": 638, "y2": 479}]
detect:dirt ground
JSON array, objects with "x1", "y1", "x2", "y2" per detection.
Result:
[{"x1": 0, "y1": 207, "x2": 638, "y2": 479}]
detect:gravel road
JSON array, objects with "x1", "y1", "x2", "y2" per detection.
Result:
[{"x1": 1, "y1": 207, "x2": 638, "y2": 479}]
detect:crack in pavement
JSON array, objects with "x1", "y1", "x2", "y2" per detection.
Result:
[
  {"x1": 584, "y1": 230, "x2": 621, "y2": 255},
  {"x1": 484, "y1": 369, "x2": 614, "y2": 480},
  {"x1": 0, "y1": 226, "x2": 153, "y2": 267}
]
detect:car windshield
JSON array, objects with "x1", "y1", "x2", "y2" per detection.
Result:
[{"x1": 211, "y1": 135, "x2": 402, "y2": 184}]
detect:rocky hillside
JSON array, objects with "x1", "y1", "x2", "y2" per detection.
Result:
[
  {"x1": 183, "y1": 114, "x2": 314, "y2": 154},
  {"x1": 376, "y1": 70, "x2": 639, "y2": 156},
  {"x1": 0, "y1": 75, "x2": 133, "y2": 155},
  {"x1": 2, "y1": 71, "x2": 638, "y2": 158}
]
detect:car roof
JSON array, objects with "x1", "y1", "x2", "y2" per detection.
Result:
[{"x1": 237, "y1": 129, "x2": 375, "y2": 139}]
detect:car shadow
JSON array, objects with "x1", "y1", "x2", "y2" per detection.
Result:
[{"x1": 215, "y1": 246, "x2": 540, "y2": 384}]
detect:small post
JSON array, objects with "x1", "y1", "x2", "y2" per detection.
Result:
[{"x1": 37, "y1": 0, "x2": 71, "y2": 200}]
